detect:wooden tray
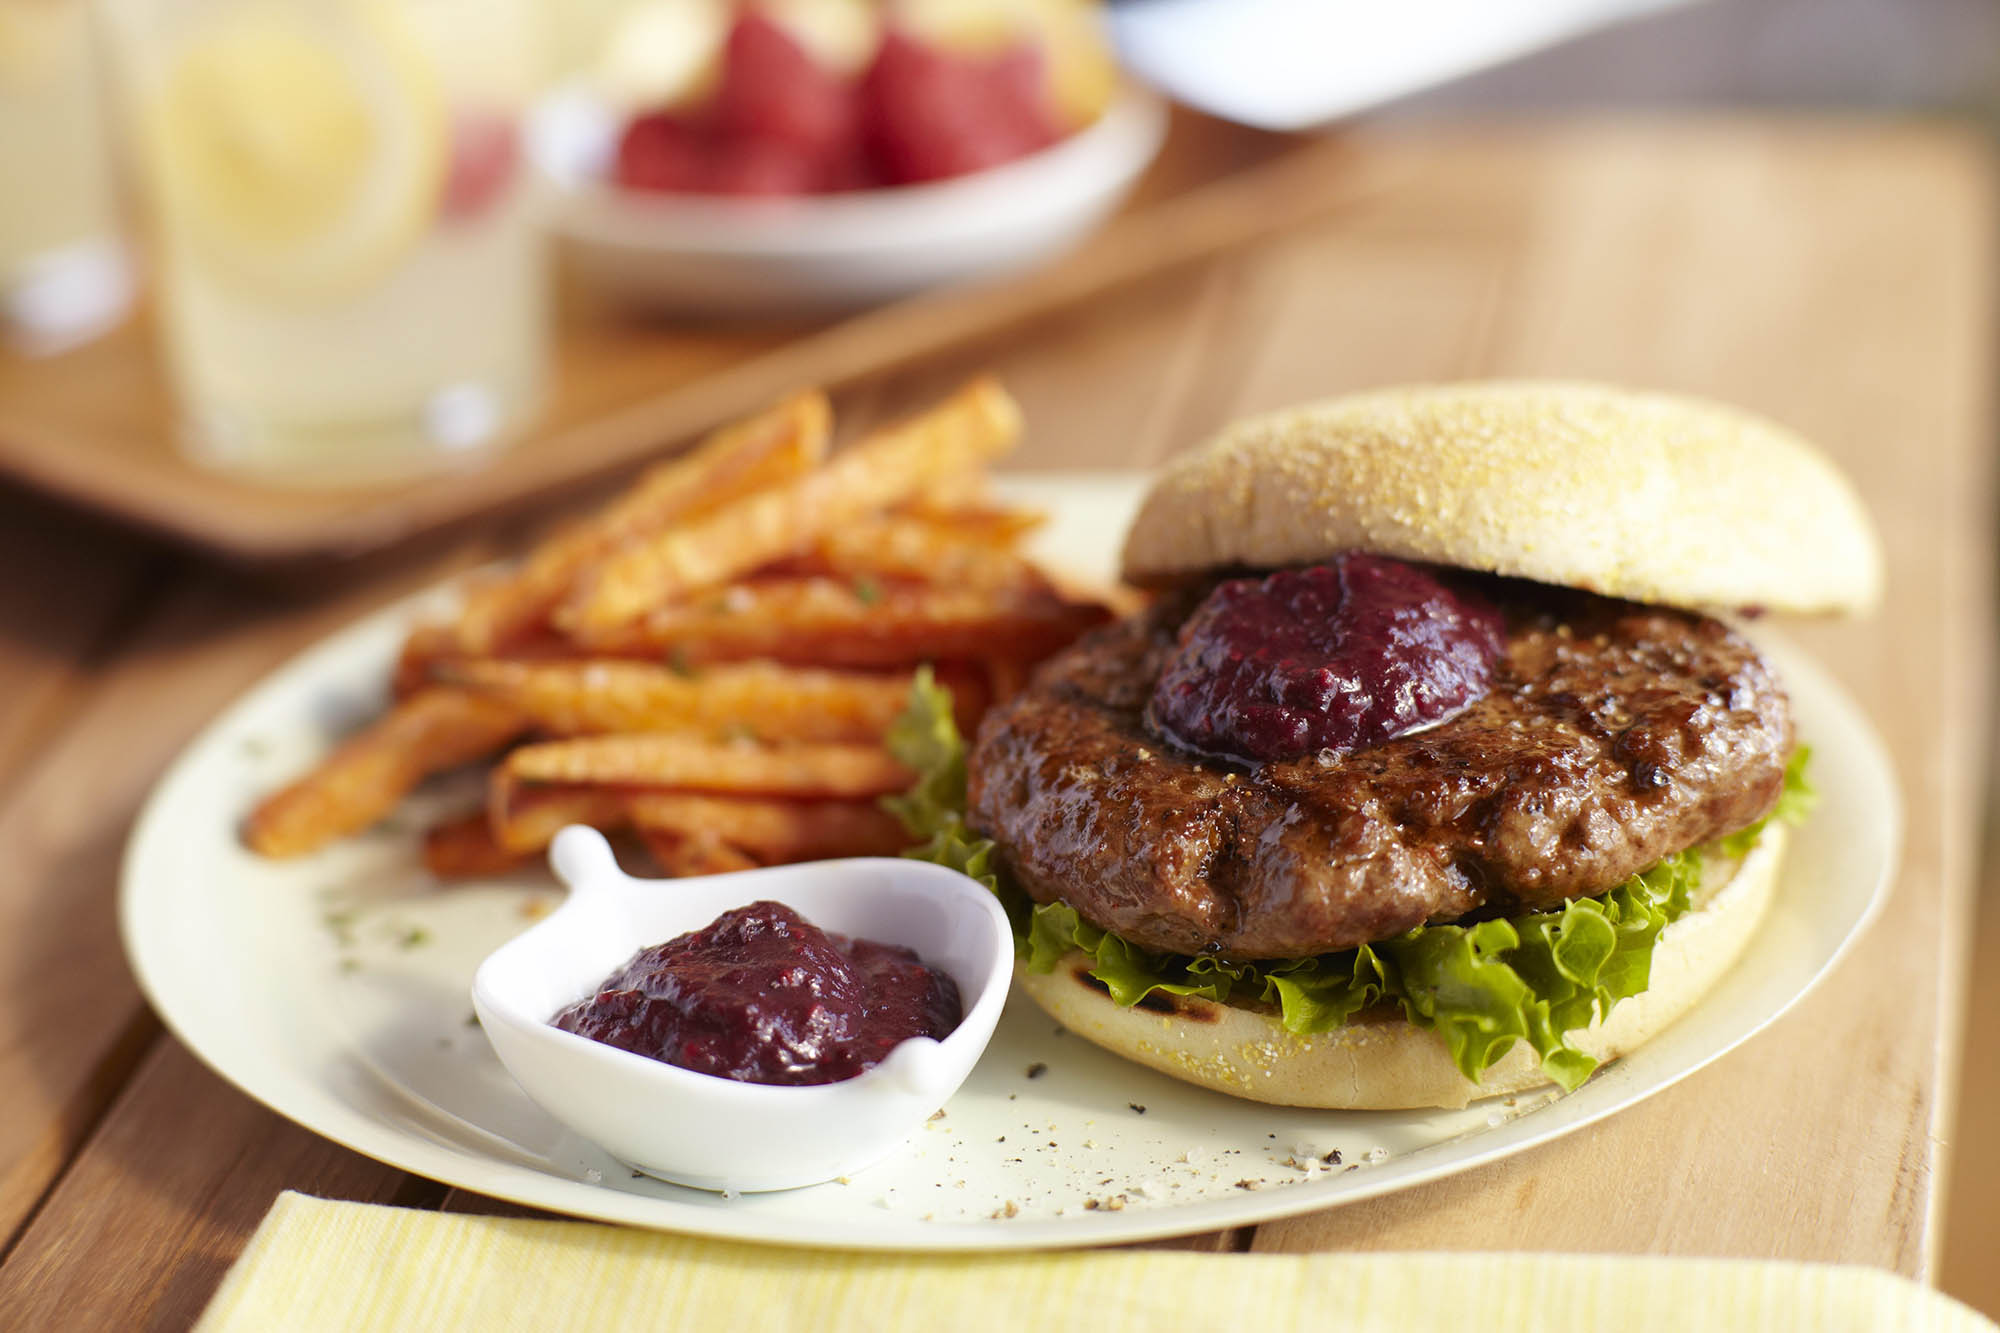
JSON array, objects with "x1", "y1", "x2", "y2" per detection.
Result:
[{"x1": 0, "y1": 111, "x2": 1386, "y2": 567}]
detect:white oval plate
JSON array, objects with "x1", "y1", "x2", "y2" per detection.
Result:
[{"x1": 120, "y1": 474, "x2": 1899, "y2": 1251}]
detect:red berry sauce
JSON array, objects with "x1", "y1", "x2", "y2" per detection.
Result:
[
  {"x1": 550, "y1": 901, "x2": 962, "y2": 1087},
  {"x1": 1147, "y1": 555, "x2": 1506, "y2": 765}
]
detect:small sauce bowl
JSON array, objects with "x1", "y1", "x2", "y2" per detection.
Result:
[{"x1": 472, "y1": 826, "x2": 1012, "y2": 1194}]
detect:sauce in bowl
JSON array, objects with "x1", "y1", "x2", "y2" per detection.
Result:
[{"x1": 551, "y1": 900, "x2": 963, "y2": 1087}]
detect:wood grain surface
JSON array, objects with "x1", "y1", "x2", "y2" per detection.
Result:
[
  {"x1": 0, "y1": 113, "x2": 1402, "y2": 566},
  {"x1": 0, "y1": 117, "x2": 1987, "y2": 1328}
]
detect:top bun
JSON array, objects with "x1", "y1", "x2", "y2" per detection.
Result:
[{"x1": 1120, "y1": 381, "x2": 1881, "y2": 616}]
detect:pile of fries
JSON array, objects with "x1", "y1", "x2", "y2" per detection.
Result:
[{"x1": 245, "y1": 378, "x2": 1110, "y2": 878}]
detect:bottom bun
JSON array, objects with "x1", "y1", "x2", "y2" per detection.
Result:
[{"x1": 1012, "y1": 826, "x2": 1786, "y2": 1110}]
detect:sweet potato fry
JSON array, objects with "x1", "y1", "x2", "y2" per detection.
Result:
[
  {"x1": 785, "y1": 514, "x2": 1044, "y2": 590},
  {"x1": 595, "y1": 578, "x2": 1111, "y2": 669},
  {"x1": 245, "y1": 376, "x2": 1089, "y2": 871},
  {"x1": 487, "y1": 773, "x2": 631, "y2": 855},
  {"x1": 559, "y1": 377, "x2": 1021, "y2": 638},
  {"x1": 638, "y1": 828, "x2": 759, "y2": 877},
  {"x1": 504, "y1": 735, "x2": 913, "y2": 797},
  {"x1": 245, "y1": 688, "x2": 527, "y2": 858},
  {"x1": 901, "y1": 467, "x2": 996, "y2": 513},
  {"x1": 441, "y1": 659, "x2": 915, "y2": 742},
  {"x1": 893, "y1": 499, "x2": 1045, "y2": 544},
  {"x1": 452, "y1": 390, "x2": 830, "y2": 652},
  {"x1": 393, "y1": 623, "x2": 460, "y2": 698},
  {"x1": 626, "y1": 792, "x2": 910, "y2": 861},
  {"x1": 423, "y1": 812, "x2": 530, "y2": 879},
  {"x1": 984, "y1": 656, "x2": 1031, "y2": 705},
  {"x1": 396, "y1": 629, "x2": 586, "y2": 698}
]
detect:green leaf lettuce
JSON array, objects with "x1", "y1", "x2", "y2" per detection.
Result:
[{"x1": 883, "y1": 673, "x2": 1808, "y2": 1093}]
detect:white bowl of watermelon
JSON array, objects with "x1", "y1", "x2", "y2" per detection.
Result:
[{"x1": 527, "y1": 7, "x2": 1168, "y2": 316}]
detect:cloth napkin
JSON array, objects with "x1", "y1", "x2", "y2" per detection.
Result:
[{"x1": 197, "y1": 1191, "x2": 1993, "y2": 1333}]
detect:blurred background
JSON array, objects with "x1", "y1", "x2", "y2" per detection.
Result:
[
  {"x1": 0, "y1": 0, "x2": 1994, "y2": 1316},
  {"x1": 13, "y1": 0, "x2": 2000, "y2": 489},
  {"x1": 13, "y1": 0, "x2": 2000, "y2": 488},
  {"x1": 1393, "y1": 0, "x2": 2000, "y2": 113}
]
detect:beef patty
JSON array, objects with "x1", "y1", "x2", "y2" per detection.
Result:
[{"x1": 966, "y1": 577, "x2": 1792, "y2": 960}]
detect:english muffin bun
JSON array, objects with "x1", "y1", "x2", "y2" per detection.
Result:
[
  {"x1": 1015, "y1": 829, "x2": 1784, "y2": 1111},
  {"x1": 1121, "y1": 381, "x2": 1881, "y2": 616}
]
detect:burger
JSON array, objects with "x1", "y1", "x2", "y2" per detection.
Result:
[{"x1": 898, "y1": 381, "x2": 1879, "y2": 1111}]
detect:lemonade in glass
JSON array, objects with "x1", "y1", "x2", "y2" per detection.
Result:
[
  {"x1": 0, "y1": 0, "x2": 134, "y2": 354},
  {"x1": 103, "y1": 0, "x2": 546, "y2": 485}
]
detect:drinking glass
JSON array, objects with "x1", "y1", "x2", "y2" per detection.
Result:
[
  {"x1": 102, "y1": 0, "x2": 547, "y2": 486},
  {"x1": 0, "y1": 0, "x2": 134, "y2": 354}
]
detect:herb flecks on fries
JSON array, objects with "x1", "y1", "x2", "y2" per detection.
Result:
[{"x1": 245, "y1": 379, "x2": 1110, "y2": 877}]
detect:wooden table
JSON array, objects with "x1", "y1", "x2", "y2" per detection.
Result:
[{"x1": 0, "y1": 117, "x2": 1988, "y2": 1326}]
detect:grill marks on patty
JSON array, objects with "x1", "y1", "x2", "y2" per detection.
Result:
[{"x1": 966, "y1": 578, "x2": 1792, "y2": 960}]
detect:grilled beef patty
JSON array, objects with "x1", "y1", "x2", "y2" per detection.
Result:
[{"x1": 966, "y1": 577, "x2": 1792, "y2": 960}]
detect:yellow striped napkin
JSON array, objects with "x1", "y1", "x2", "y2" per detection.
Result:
[{"x1": 198, "y1": 1192, "x2": 1993, "y2": 1333}]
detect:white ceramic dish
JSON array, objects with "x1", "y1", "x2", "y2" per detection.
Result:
[
  {"x1": 1107, "y1": 0, "x2": 1686, "y2": 130},
  {"x1": 473, "y1": 827, "x2": 1012, "y2": 1193},
  {"x1": 119, "y1": 473, "x2": 1899, "y2": 1250},
  {"x1": 527, "y1": 85, "x2": 1169, "y2": 315}
]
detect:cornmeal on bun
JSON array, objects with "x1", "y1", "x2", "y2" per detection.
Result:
[{"x1": 960, "y1": 382, "x2": 1877, "y2": 1110}]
